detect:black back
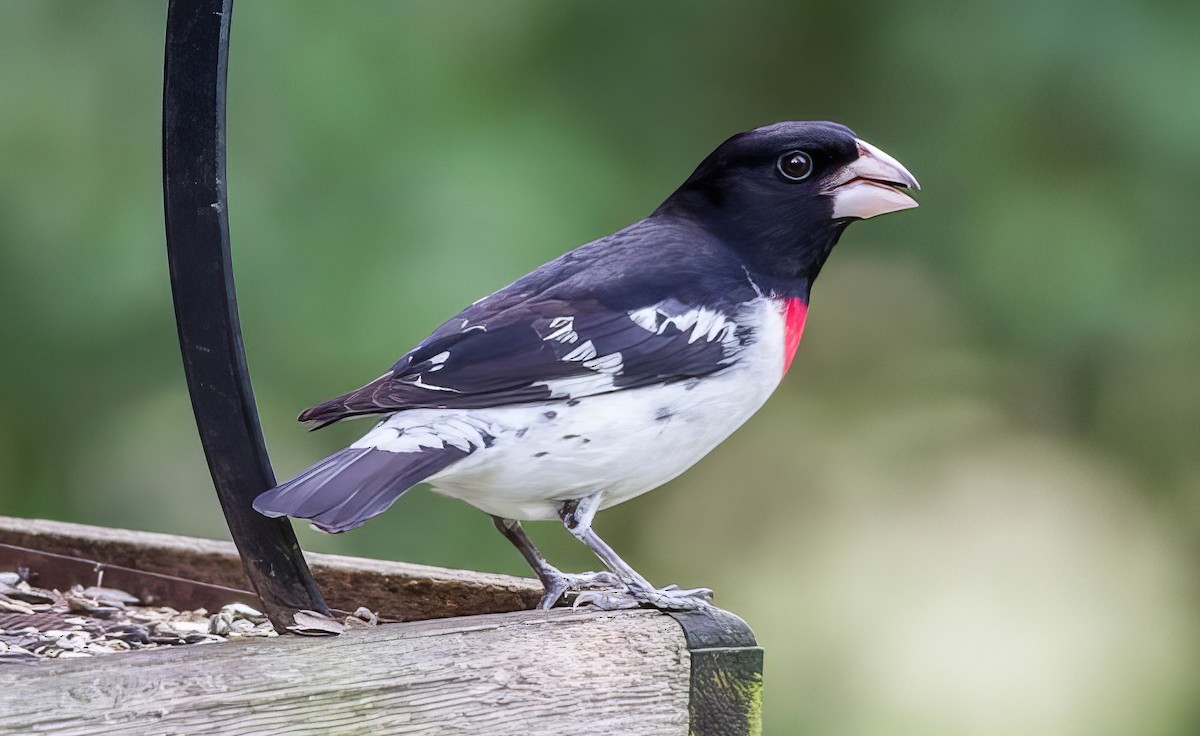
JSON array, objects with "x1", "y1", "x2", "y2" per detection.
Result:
[{"x1": 301, "y1": 121, "x2": 864, "y2": 425}]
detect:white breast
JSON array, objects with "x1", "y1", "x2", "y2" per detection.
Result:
[{"x1": 412, "y1": 297, "x2": 789, "y2": 520}]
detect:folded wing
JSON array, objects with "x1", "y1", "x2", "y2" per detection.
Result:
[{"x1": 300, "y1": 293, "x2": 752, "y2": 427}]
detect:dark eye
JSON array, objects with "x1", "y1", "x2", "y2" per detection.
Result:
[{"x1": 777, "y1": 150, "x2": 814, "y2": 181}]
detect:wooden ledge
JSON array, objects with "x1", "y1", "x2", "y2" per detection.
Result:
[
  {"x1": 0, "y1": 516, "x2": 763, "y2": 735},
  {"x1": 0, "y1": 515, "x2": 541, "y2": 621},
  {"x1": 0, "y1": 608, "x2": 690, "y2": 735}
]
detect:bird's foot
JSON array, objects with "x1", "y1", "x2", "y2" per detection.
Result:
[
  {"x1": 572, "y1": 583, "x2": 715, "y2": 612},
  {"x1": 538, "y1": 570, "x2": 624, "y2": 610}
]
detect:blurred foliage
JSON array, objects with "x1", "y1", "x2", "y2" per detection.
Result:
[{"x1": 1, "y1": 1, "x2": 1199, "y2": 734}]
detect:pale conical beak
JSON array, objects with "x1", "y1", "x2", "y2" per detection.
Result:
[{"x1": 823, "y1": 138, "x2": 920, "y2": 220}]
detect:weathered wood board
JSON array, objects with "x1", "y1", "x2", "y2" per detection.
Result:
[
  {"x1": 0, "y1": 608, "x2": 691, "y2": 736},
  {"x1": 0, "y1": 515, "x2": 541, "y2": 621},
  {"x1": 0, "y1": 516, "x2": 763, "y2": 735}
]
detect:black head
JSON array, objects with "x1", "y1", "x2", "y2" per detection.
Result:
[{"x1": 658, "y1": 121, "x2": 919, "y2": 283}]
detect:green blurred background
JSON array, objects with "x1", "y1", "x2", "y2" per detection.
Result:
[{"x1": 2, "y1": 1, "x2": 1199, "y2": 733}]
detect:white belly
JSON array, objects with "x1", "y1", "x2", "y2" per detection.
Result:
[{"x1": 356, "y1": 298, "x2": 789, "y2": 520}]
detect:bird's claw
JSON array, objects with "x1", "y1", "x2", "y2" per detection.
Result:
[
  {"x1": 659, "y1": 583, "x2": 714, "y2": 599},
  {"x1": 571, "y1": 583, "x2": 715, "y2": 612},
  {"x1": 571, "y1": 590, "x2": 642, "y2": 610},
  {"x1": 537, "y1": 570, "x2": 624, "y2": 610}
]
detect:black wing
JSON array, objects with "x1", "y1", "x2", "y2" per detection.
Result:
[
  {"x1": 300, "y1": 216, "x2": 764, "y2": 426},
  {"x1": 300, "y1": 293, "x2": 754, "y2": 425}
]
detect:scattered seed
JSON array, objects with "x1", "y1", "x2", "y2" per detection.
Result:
[
  {"x1": 0, "y1": 566, "x2": 282, "y2": 662},
  {"x1": 288, "y1": 609, "x2": 345, "y2": 636}
]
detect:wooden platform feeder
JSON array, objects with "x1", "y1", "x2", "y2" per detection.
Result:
[{"x1": 0, "y1": 2, "x2": 764, "y2": 734}]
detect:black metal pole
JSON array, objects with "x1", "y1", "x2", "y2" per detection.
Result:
[{"x1": 162, "y1": 0, "x2": 329, "y2": 630}]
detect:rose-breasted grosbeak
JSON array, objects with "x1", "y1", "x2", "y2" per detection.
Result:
[{"x1": 255, "y1": 121, "x2": 919, "y2": 611}]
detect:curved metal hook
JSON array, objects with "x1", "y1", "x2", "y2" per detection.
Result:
[{"x1": 162, "y1": 0, "x2": 328, "y2": 630}]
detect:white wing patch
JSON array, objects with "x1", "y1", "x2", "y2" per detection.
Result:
[
  {"x1": 536, "y1": 318, "x2": 625, "y2": 399},
  {"x1": 460, "y1": 318, "x2": 487, "y2": 333},
  {"x1": 353, "y1": 412, "x2": 494, "y2": 454},
  {"x1": 561, "y1": 340, "x2": 597, "y2": 362},
  {"x1": 426, "y1": 351, "x2": 450, "y2": 372},
  {"x1": 628, "y1": 303, "x2": 739, "y2": 351},
  {"x1": 395, "y1": 350, "x2": 457, "y2": 389},
  {"x1": 581, "y1": 351, "x2": 623, "y2": 374},
  {"x1": 543, "y1": 316, "x2": 580, "y2": 344},
  {"x1": 404, "y1": 375, "x2": 461, "y2": 392}
]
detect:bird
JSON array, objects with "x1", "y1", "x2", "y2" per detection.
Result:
[{"x1": 254, "y1": 121, "x2": 919, "y2": 611}]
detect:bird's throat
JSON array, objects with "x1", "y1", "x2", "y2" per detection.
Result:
[{"x1": 738, "y1": 219, "x2": 849, "y2": 284}]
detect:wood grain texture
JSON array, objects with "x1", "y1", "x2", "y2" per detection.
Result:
[
  {"x1": 0, "y1": 609, "x2": 691, "y2": 736},
  {"x1": 0, "y1": 515, "x2": 542, "y2": 620}
]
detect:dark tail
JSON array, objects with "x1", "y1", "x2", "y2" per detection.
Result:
[
  {"x1": 253, "y1": 446, "x2": 467, "y2": 533},
  {"x1": 297, "y1": 373, "x2": 396, "y2": 429}
]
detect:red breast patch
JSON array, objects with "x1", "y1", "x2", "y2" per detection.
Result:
[{"x1": 782, "y1": 298, "x2": 808, "y2": 375}]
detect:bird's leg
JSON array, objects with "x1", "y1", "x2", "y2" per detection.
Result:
[
  {"x1": 490, "y1": 516, "x2": 620, "y2": 610},
  {"x1": 558, "y1": 492, "x2": 714, "y2": 612}
]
